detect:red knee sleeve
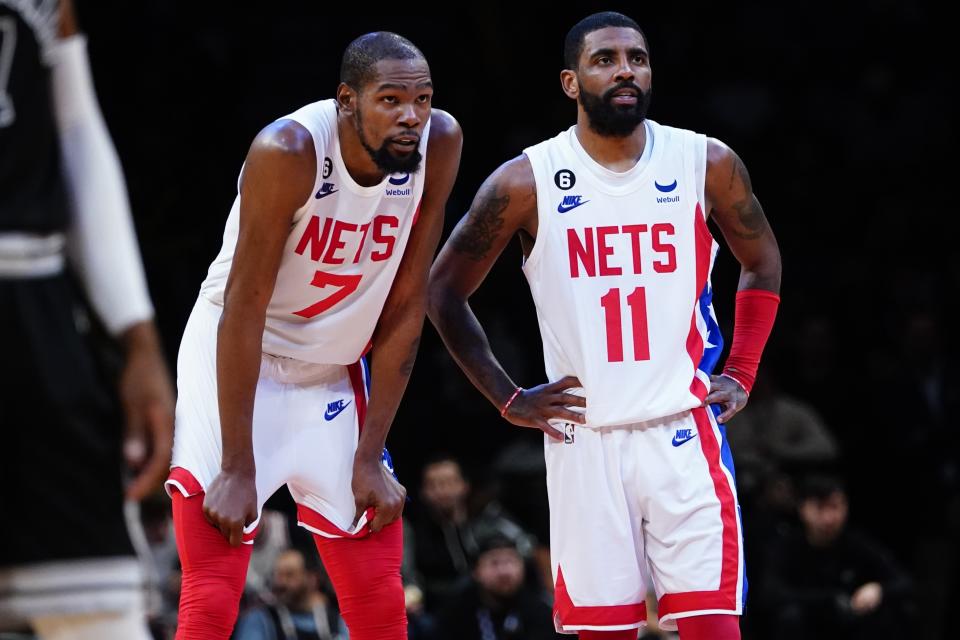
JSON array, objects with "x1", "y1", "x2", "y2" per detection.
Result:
[
  {"x1": 676, "y1": 614, "x2": 741, "y2": 640},
  {"x1": 311, "y1": 518, "x2": 407, "y2": 640},
  {"x1": 172, "y1": 490, "x2": 252, "y2": 640}
]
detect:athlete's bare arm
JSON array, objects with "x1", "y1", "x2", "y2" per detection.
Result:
[
  {"x1": 205, "y1": 120, "x2": 315, "y2": 546},
  {"x1": 352, "y1": 110, "x2": 462, "y2": 533},
  {"x1": 428, "y1": 156, "x2": 585, "y2": 440},
  {"x1": 702, "y1": 138, "x2": 782, "y2": 420}
]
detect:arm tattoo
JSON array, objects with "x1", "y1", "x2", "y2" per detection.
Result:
[
  {"x1": 730, "y1": 197, "x2": 767, "y2": 240},
  {"x1": 451, "y1": 183, "x2": 509, "y2": 261},
  {"x1": 399, "y1": 335, "x2": 420, "y2": 377},
  {"x1": 729, "y1": 154, "x2": 766, "y2": 240}
]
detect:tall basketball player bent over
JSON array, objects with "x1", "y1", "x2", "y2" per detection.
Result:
[
  {"x1": 429, "y1": 12, "x2": 780, "y2": 640},
  {"x1": 167, "y1": 33, "x2": 461, "y2": 640}
]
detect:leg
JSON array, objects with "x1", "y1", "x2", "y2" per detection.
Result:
[
  {"x1": 676, "y1": 614, "x2": 740, "y2": 640},
  {"x1": 310, "y1": 518, "x2": 406, "y2": 640},
  {"x1": 640, "y1": 408, "x2": 745, "y2": 630},
  {"x1": 172, "y1": 491, "x2": 252, "y2": 640}
]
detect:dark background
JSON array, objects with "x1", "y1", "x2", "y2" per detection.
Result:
[{"x1": 76, "y1": 0, "x2": 957, "y2": 623}]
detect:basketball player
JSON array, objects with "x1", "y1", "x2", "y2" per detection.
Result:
[
  {"x1": 167, "y1": 32, "x2": 462, "y2": 640},
  {"x1": 1, "y1": 1, "x2": 174, "y2": 638},
  {"x1": 428, "y1": 12, "x2": 780, "y2": 640}
]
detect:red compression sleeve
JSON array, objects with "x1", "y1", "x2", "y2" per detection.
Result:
[{"x1": 721, "y1": 289, "x2": 780, "y2": 394}]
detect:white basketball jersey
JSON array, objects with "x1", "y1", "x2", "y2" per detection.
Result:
[
  {"x1": 200, "y1": 99, "x2": 430, "y2": 364},
  {"x1": 522, "y1": 120, "x2": 722, "y2": 427}
]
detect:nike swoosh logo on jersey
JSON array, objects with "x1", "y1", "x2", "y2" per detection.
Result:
[
  {"x1": 557, "y1": 195, "x2": 590, "y2": 213},
  {"x1": 315, "y1": 183, "x2": 339, "y2": 199},
  {"x1": 655, "y1": 180, "x2": 678, "y2": 193},
  {"x1": 671, "y1": 429, "x2": 697, "y2": 447},
  {"x1": 324, "y1": 399, "x2": 352, "y2": 421}
]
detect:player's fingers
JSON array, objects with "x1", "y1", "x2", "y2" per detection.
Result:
[
  {"x1": 202, "y1": 504, "x2": 216, "y2": 527},
  {"x1": 228, "y1": 522, "x2": 243, "y2": 547},
  {"x1": 123, "y1": 411, "x2": 147, "y2": 469},
  {"x1": 550, "y1": 408, "x2": 586, "y2": 424},
  {"x1": 369, "y1": 507, "x2": 389, "y2": 533},
  {"x1": 352, "y1": 500, "x2": 365, "y2": 528},
  {"x1": 716, "y1": 407, "x2": 736, "y2": 423},
  {"x1": 125, "y1": 451, "x2": 168, "y2": 501},
  {"x1": 537, "y1": 420, "x2": 564, "y2": 441},
  {"x1": 548, "y1": 376, "x2": 581, "y2": 391},
  {"x1": 703, "y1": 390, "x2": 729, "y2": 404},
  {"x1": 383, "y1": 497, "x2": 404, "y2": 526},
  {"x1": 559, "y1": 392, "x2": 587, "y2": 408}
]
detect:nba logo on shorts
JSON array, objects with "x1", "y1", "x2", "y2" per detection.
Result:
[{"x1": 564, "y1": 423, "x2": 575, "y2": 444}]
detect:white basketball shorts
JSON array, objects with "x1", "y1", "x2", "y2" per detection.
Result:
[
  {"x1": 167, "y1": 296, "x2": 387, "y2": 542},
  {"x1": 546, "y1": 405, "x2": 745, "y2": 633}
]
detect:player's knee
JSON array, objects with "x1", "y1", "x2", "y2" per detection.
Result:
[
  {"x1": 176, "y1": 577, "x2": 243, "y2": 639},
  {"x1": 338, "y1": 575, "x2": 406, "y2": 640}
]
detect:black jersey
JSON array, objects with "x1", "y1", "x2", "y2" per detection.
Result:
[{"x1": 0, "y1": 0, "x2": 69, "y2": 233}]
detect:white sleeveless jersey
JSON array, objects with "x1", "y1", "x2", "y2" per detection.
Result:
[
  {"x1": 200, "y1": 99, "x2": 430, "y2": 364},
  {"x1": 522, "y1": 121, "x2": 723, "y2": 427}
]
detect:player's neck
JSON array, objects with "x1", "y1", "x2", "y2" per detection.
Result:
[
  {"x1": 337, "y1": 115, "x2": 387, "y2": 187},
  {"x1": 573, "y1": 117, "x2": 648, "y2": 173}
]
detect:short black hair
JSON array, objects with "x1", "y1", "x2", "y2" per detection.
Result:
[
  {"x1": 564, "y1": 12, "x2": 647, "y2": 70},
  {"x1": 471, "y1": 533, "x2": 518, "y2": 567},
  {"x1": 798, "y1": 474, "x2": 847, "y2": 502},
  {"x1": 340, "y1": 32, "x2": 425, "y2": 90}
]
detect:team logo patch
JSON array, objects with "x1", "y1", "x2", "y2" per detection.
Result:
[
  {"x1": 554, "y1": 169, "x2": 576, "y2": 190},
  {"x1": 324, "y1": 399, "x2": 351, "y2": 421},
  {"x1": 315, "y1": 182, "x2": 338, "y2": 199}
]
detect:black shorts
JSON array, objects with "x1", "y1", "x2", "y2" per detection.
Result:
[{"x1": 0, "y1": 274, "x2": 134, "y2": 566}]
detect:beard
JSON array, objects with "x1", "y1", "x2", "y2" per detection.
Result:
[
  {"x1": 356, "y1": 109, "x2": 423, "y2": 174},
  {"x1": 579, "y1": 81, "x2": 651, "y2": 138}
]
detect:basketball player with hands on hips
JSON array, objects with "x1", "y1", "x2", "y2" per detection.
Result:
[
  {"x1": 428, "y1": 12, "x2": 780, "y2": 640},
  {"x1": 166, "y1": 32, "x2": 462, "y2": 640}
]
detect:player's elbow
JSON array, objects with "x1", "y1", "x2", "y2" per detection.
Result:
[
  {"x1": 426, "y1": 267, "x2": 457, "y2": 329},
  {"x1": 741, "y1": 251, "x2": 782, "y2": 292}
]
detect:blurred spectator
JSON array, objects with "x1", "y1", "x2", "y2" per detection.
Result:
[
  {"x1": 407, "y1": 454, "x2": 534, "y2": 610},
  {"x1": 234, "y1": 549, "x2": 346, "y2": 640},
  {"x1": 727, "y1": 369, "x2": 839, "y2": 497},
  {"x1": 490, "y1": 438, "x2": 554, "y2": 591},
  {"x1": 399, "y1": 530, "x2": 438, "y2": 640},
  {"x1": 436, "y1": 535, "x2": 561, "y2": 640},
  {"x1": 245, "y1": 510, "x2": 293, "y2": 602},
  {"x1": 761, "y1": 475, "x2": 913, "y2": 640}
]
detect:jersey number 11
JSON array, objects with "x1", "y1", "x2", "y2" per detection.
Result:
[{"x1": 600, "y1": 287, "x2": 650, "y2": 362}]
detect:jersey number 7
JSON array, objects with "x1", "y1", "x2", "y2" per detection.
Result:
[{"x1": 293, "y1": 270, "x2": 362, "y2": 318}]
